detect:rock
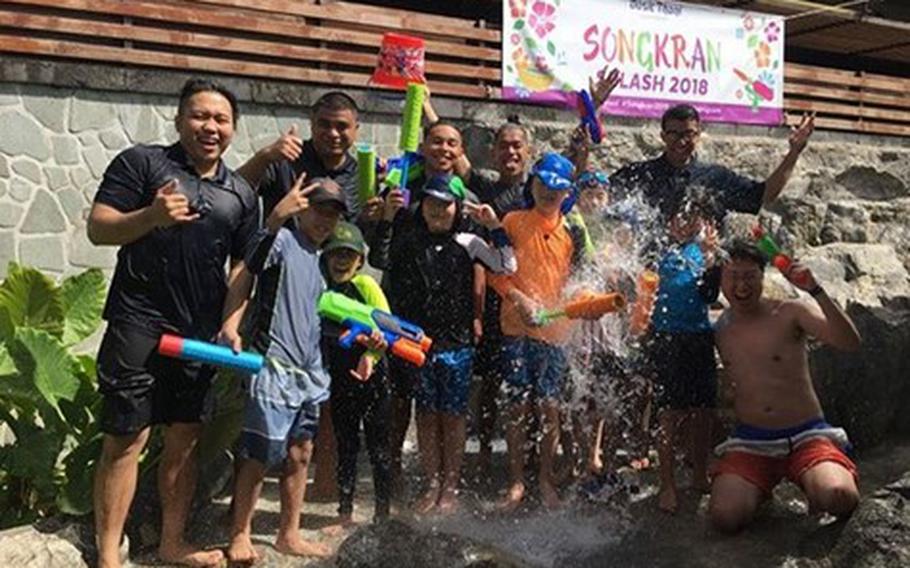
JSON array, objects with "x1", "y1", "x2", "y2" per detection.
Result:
[
  {"x1": 23, "y1": 91, "x2": 68, "y2": 132},
  {"x1": 45, "y1": 166, "x2": 70, "y2": 192},
  {"x1": 68, "y1": 229, "x2": 116, "y2": 268},
  {"x1": 0, "y1": 232, "x2": 15, "y2": 277},
  {"x1": 57, "y1": 188, "x2": 87, "y2": 225},
  {"x1": 835, "y1": 165, "x2": 908, "y2": 201},
  {"x1": 822, "y1": 202, "x2": 871, "y2": 244},
  {"x1": 21, "y1": 190, "x2": 67, "y2": 234},
  {"x1": 10, "y1": 177, "x2": 33, "y2": 203},
  {"x1": 119, "y1": 104, "x2": 163, "y2": 145},
  {"x1": 0, "y1": 110, "x2": 51, "y2": 160},
  {"x1": 81, "y1": 145, "x2": 109, "y2": 180},
  {"x1": 52, "y1": 135, "x2": 81, "y2": 166},
  {"x1": 0, "y1": 155, "x2": 8, "y2": 177},
  {"x1": 69, "y1": 96, "x2": 117, "y2": 133},
  {"x1": 99, "y1": 128, "x2": 128, "y2": 151},
  {"x1": 11, "y1": 158, "x2": 42, "y2": 185},
  {"x1": 0, "y1": 523, "x2": 90, "y2": 567},
  {"x1": 19, "y1": 236, "x2": 66, "y2": 272},
  {"x1": 811, "y1": 303, "x2": 910, "y2": 449},
  {"x1": 336, "y1": 519, "x2": 528, "y2": 568},
  {"x1": 0, "y1": 203, "x2": 24, "y2": 228},
  {"x1": 829, "y1": 471, "x2": 910, "y2": 567}
]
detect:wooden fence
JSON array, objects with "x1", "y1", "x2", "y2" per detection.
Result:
[{"x1": 0, "y1": 0, "x2": 908, "y2": 137}]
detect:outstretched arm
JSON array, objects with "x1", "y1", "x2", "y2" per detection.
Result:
[
  {"x1": 236, "y1": 124, "x2": 303, "y2": 189},
  {"x1": 787, "y1": 262, "x2": 861, "y2": 351},
  {"x1": 763, "y1": 113, "x2": 814, "y2": 205}
]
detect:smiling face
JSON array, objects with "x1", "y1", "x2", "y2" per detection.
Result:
[
  {"x1": 421, "y1": 195, "x2": 457, "y2": 233},
  {"x1": 298, "y1": 203, "x2": 343, "y2": 246},
  {"x1": 311, "y1": 107, "x2": 358, "y2": 162},
  {"x1": 325, "y1": 247, "x2": 362, "y2": 284},
  {"x1": 176, "y1": 91, "x2": 234, "y2": 176},
  {"x1": 577, "y1": 186, "x2": 608, "y2": 216},
  {"x1": 423, "y1": 124, "x2": 463, "y2": 175},
  {"x1": 530, "y1": 178, "x2": 568, "y2": 217},
  {"x1": 661, "y1": 117, "x2": 700, "y2": 167},
  {"x1": 493, "y1": 127, "x2": 531, "y2": 180},
  {"x1": 721, "y1": 257, "x2": 765, "y2": 312}
]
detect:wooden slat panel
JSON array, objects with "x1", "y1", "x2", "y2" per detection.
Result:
[
  {"x1": 0, "y1": 32, "x2": 490, "y2": 98},
  {"x1": 785, "y1": 113, "x2": 910, "y2": 137},
  {"x1": 785, "y1": 98, "x2": 910, "y2": 123},
  {"x1": 1, "y1": 0, "x2": 501, "y2": 61},
  {"x1": 785, "y1": 82, "x2": 910, "y2": 110},
  {"x1": 192, "y1": 0, "x2": 501, "y2": 43},
  {"x1": 0, "y1": 10, "x2": 500, "y2": 81}
]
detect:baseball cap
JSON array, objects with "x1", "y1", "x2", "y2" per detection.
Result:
[
  {"x1": 322, "y1": 221, "x2": 365, "y2": 256},
  {"x1": 307, "y1": 177, "x2": 348, "y2": 213},
  {"x1": 421, "y1": 173, "x2": 467, "y2": 203},
  {"x1": 530, "y1": 152, "x2": 575, "y2": 191}
]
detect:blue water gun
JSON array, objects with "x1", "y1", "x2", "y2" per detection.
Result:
[
  {"x1": 576, "y1": 89, "x2": 604, "y2": 144},
  {"x1": 383, "y1": 83, "x2": 425, "y2": 207},
  {"x1": 317, "y1": 291, "x2": 432, "y2": 367},
  {"x1": 158, "y1": 334, "x2": 264, "y2": 374}
]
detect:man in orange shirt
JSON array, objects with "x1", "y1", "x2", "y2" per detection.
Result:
[{"x1": 490, "y1": 153, "x2": 588, "y2": 511}]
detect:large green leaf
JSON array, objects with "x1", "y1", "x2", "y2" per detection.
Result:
[
  {"x1": 0, "y1": 263, "x2": 65, "y2": 340},
  {"x1": 0, "y1": 343, "x2": 16, "y2": 377},
  {"x1": 60, "y1": 269, "x2": 106, "y2": 346},
  {"x1": 0, "y1": 423, "x2": 64, "y2": 496},
  {"x1": 57, "y1": 433, "x2": 102, "y2": 515},
  {"x1": 8, "y1": 328, "x2": 79, "y2": 414}
]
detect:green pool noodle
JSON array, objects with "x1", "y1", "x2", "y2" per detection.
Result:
[
  {"x1": 356, "y1": 145, "x2": 376, "y2": 203},
  {"x1": 399, "y1": 83, "x2": 425, "y2": 153}
]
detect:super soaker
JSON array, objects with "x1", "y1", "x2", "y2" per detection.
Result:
[
  {"x1": 533, "y1": 291, "x2": 626, "y2": 326},
  {"x1": 317, "y1": 291, "x2": 432, "y2": 367},
  {"x1": 384, "y1": 83, "x2": 425, "y2": 206},
  {"x1": 629, "y1": 270, "x2": 660, "y2": 336},
  {"x1": 158, "y1": 334, "x2": 264, "y2": 374}
]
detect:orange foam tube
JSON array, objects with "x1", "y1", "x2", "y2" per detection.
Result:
[
  {"x1": 563, "y1": 292, "x2": 626, "y2": 319},
  {"x1": 630, "y1": 271, "x2": 660, "y2": 336},
  {"x1": 390, "y1": 338, "x2": 427, "y2": 367}
]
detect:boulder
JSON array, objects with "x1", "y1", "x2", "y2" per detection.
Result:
[
  {"x1": 829, "y1": 471, "x2": 910, "y2": 568},
  {"x1": 336, "y1": 519, "x2": 527, "y2": 568}
]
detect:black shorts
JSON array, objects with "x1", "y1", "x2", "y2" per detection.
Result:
[
  {"x1": 97, "y1": 321, "x2": 215, "y2": 435},
  {"x1": 387, "y1": 356, "x2": 420, "y2": 400},
  {"x1": 645, "y1": 330, "x2": 717, "y2": 411}
]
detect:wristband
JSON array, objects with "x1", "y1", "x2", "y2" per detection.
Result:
[{"x1": 808, "y1": 285, "x2": 824, "y2": 297}]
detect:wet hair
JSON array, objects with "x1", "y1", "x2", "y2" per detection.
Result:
[
  {"x1": 177, "y1": 79, "x2": 240, "y2": 123},
  {"x1": 494, "y1": 115, "x2": 531, "y2": 146},
  {"x1": 423, "y1": 120, "x2": 463, "y2": 142},
  {"x1": 725, "y1": 240, "x2": 767, "y2": 270},
  {"x1": 661, "y1": 104, "x2": 700, "y2": 131},
  {"x1": 311, "y1": 91, "x2": 359, "y2": 118}
]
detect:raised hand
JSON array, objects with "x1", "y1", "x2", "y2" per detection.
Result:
[
  {"x1": 266, "y1": 124, "x2": 304, "y2": 163},
  {"x1": 463, "y1": 201, "x2": 501, "y2": 230},
  {"x1": 266, "y1": 172, "x2": 317, "y2": 230},
  {"x1": 789, "y1": 112, "x2": 815, "y2": 154},
  {"x1": 785, "y1": 261, "x2": 819, "y2": 292},
  {"x1": 150, "y1": 179, "x2": 199, "y2": 228},
  {"x1": 382, "y1": 189, "x2": 406, "y2": 222},
  {"x1": 589, "y1": 67, "x2": 622, "y2": 108}
]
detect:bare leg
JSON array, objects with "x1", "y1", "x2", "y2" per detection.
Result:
[
  {"x1": 158, "y1": 423, "x2": 223, "y2": 567},
  {"x1": 538, "y1": 400, "x2": 562, "y2": 509},
  {"x1": 657, "y1": 410, "x2": 683, "y2": 513},
  {"x1": 309, "y1": 402, "x2": 337, "y2": 502},
  {"x1": 414, "y1": 411, "x2": 442, "y2": 514},
  {"x1": 389, "y1": 395, "x2": 412, "y2": 498},
  {"x1": 275, "y1": 439, "x2": 331, "y2": 558},
  {"x1": 708, "y1": 474, "x2": 764, "y2": 534},
  {"x1": 94, "y1": 429, "x2": 150, "y2": 568},
  {"x1": 477, "y1": 366, "x2": 501, "y2": 481},
  {"x1": 438, "y1": 413, "x2": 467, "y2": 514},
  {"x1": 497, "y1": 400, "x2": 530, "y2": 512},
  {"x1": 800, "y1": 461, "x2": 859, "y2": 517},
  {"x1": 690, "y1": 409, "x2": 714, "y2": 492},
  {"x1": 227, "y1": 458, "x2": 266, "y2": 564},
  {"x1": 588, "y1": 415, "x2": 606, "y2": 476}
]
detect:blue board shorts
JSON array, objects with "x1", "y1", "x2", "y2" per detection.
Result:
[
  {"x1": 415, "y1": 346, "x2": 474, "y2": 414},
  {"x1": 502, "y1": 337, "x2": 568, "y2": 403},
  {"x1": 238, "y1": 362, "x2": 326, "y2": 466}
]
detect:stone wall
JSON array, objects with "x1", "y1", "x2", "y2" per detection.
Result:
[{"x1": 2, "y1": 58, "x2": 910, "y2": 283}]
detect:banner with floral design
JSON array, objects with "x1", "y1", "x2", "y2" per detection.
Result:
[{"x1": 503, "y1": 0, "x2": 784, "y2": 125}]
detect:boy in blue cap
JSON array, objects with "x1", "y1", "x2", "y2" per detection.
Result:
[{"x1": 488, "y1": 153, "x2": 590, "y2": 511}]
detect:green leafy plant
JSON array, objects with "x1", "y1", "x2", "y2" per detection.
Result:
[{"x1": 0, "y1": 263, "x2": 106, "y2": 528}]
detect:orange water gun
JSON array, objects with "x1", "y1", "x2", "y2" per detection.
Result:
[
  {"x1": 533, "y1": 291, "x2": 626, "y2": 326},
  {"x1": 629, "y1": 270, "x2": 660, "y2": 336}
]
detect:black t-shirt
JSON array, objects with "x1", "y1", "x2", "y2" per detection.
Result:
[
  {"x1": 95, "y1": 143, "x2": 259, "y2": 338},
  {"x1": 472, "y1": 172, "x2": 527, "y2": 219},
  {"x1": 259, "y1": 140, "x2": 359, "y2": 221},
  {"x1": 610, "y1": 154, "x2": 764, "y2": 224}
]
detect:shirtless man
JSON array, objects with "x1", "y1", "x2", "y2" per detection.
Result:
[{"x1": 709, "y1": 241, "x2": 862, "y2": 534}]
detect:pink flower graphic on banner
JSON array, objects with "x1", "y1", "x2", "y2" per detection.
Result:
[
  {"x1": 764, "y1": 21, "x2": 780, "y2": 43},
  {"x1": 529, "y1": 1, "x2": 556, "y2": 39},
  {"x1": 743, "y1": 14, "x2": 755, "y2": 31},
  {"x1": 510, "y1": 0, "x2": 528, "y2": 19},
  {"x1": 511, "y1": 33, "x2": 521, "y2": 45}
]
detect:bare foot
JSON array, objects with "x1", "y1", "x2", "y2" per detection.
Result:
[
  {"x1": 540, "y1": 481, "x2": 562, "y2": 510},
  {"x1": 158, "y1": 543, "x2": 225, "y2": 567},
  {"x1": 437, "y1": 489, "x2": 460, "y2": 515},
  {"x1": 227, "y1": 533, "x2": 259, "y2": 565},
  {"x1": 413, "y1": 486, "x2": 440, "y2": 515},
  {"x1": 274, "y1": 533, "x2": 332, "y2": 558},
  {"x1": 658, "y1": 485, "x2": 678, "y2": 514},
  {"x1": 496, "y1": 482, "x2": 526, "y2": 514},
  {"x1": 321, "y1": 514, "x2": 359, "y2": 537}
]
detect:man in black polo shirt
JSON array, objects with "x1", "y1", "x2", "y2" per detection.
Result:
[
  {"x1": 88, "y1": 79, "x2": 258, "y2": 568},
  {"x1": 611, "y1": 104, "x2": 815, "y2": 228},
  {"x1": 238, "y1": 91, "x2": 377, "y2": 223}
]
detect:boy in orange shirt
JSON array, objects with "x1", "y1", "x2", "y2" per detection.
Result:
[{"x1": 489, "y1": 152, "x2": 588, "y2": 511}]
